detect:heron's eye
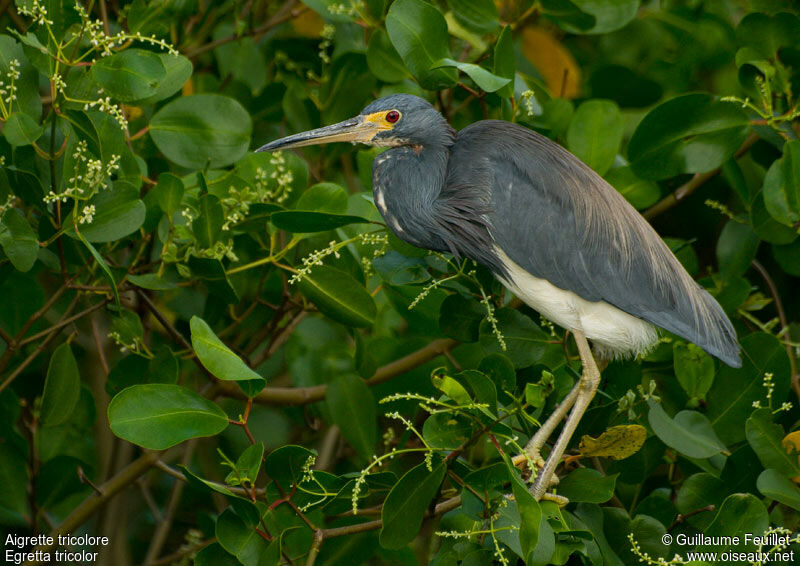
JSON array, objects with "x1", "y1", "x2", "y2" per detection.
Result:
[{"x1": 385, "y1": 110, "x2": 400, "y2": 123}]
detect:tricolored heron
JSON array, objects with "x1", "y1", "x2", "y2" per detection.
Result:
[{"x1": 257, "y1": 94, "x2": 741, "y2": 501}]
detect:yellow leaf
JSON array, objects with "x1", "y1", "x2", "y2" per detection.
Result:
[
  {"x1": 521, "y1": 27, "x2": 581, "y2": 99},
  {"x1": 781, "y1": 430, "x2": 800, "y2": 483},
  {"x1": 578, "y1": 424, "x2": 647, "y2": 460},
  {"x1": 291, "y1": 9, "x2": 325, "y2": 38}
]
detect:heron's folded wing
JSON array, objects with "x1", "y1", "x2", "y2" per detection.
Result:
[{"x1": 447, "y1": 121, "x2": 740, "y2": 367}]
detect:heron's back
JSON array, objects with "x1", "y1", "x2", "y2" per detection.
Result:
[{"x1": 443, "y1": 121, "x2": 741, "y2": 367}]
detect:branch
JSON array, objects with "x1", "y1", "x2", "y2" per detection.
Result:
[
  {"x1": 752, "y1": 259, "x2": 800, "y2": 400},
  {"x1": 643, "y1": 133, "x2": 758, "y2": 220},
  {"x1": 217, "y1": 338, "x2": 458, "y2": 405},
  {"x1": 319, "y1": 495, "x2": 461, "y2": 540},
  {"x1": 183, "y1": 0, "x2": 302, "y2": 58},
  {"x1": 28, "y1": 451, "x2": 162, "y2": 563}
]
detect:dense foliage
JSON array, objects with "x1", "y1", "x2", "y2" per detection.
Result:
[{"x1": 1, "y1": 0, "x2": 799, "y2": 564}]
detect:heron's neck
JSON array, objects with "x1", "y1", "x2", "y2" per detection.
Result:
[{"x1": 372, "y1": 138, "x2": 453, "y2": 251}]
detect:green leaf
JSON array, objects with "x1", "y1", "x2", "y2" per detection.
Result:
[
  {"x1": 672, "y1": 342, "x2": 715, "y2": 401},
  {"x1": 0, "y1": 444, "x2": 28, "y2": 519},
  {"x1": 493, "y1": 26, "x2": 515, "y2": 98},
  {"x1": 367, "y1": 29, "x2": 409, "y2": 83},
  {"x1": 0, "y1": 208, "x2": 38, "y2": 272},
  {"x1": 557, "y1": 468, "x2": 618, "y2": 503},
  {"x1": 701, "y1": 494, "x2": 768, "y2": 553},
  {"x1": 297, "y1": 265, "x2": 377, "y2": 328},
  {"x1": 438, "y1": 294, "x2": 484, "y2": 342},
  {"x1": 187, "y1": 257, "x2": 239, "y2": 305},
  {"x1": 676, "y1": 473, "x2": 726, "y2": 530},
  {"x1": 540, "y1": 0, "x2": 595, "y2": 32},
  {"x1": 296, "y1": 182, "x2": 348, "y2": 213},
  {"x1": 479, "y1": 308, "x2": 558, "y2": 369},
  {"x1": 214, "y1": 35, "x2": 266, "y2": 96},
  {"x1": 567, "y1": 99, "x2": 623, "y2": 175},
  {"x1": 763, "y1": 139, "x2": 800, "y2": 228},
  {"x1": 40, "y1": 343, "x2": 81, "y2": 427},
  {"x1": 503, "y1": 453, "x2": 541, "y2": 563},
  {"x1": 110, "y1": 310, "x2": 143, "y2": 348},
  {"x1": 193, "y1": 193, "x2": 224, "y2": 248},
  {"x1": 136, "y1": 53, "x2": 193, "y2": 105},
  {"x1": 566, "y1": 0, "x2": 639, "y2": 34},
  {"x1": 605, "y1": 166, "x2": 660, "y2": 209},
  {"x1": 195, "y1": 543, "x2": 240, "y2": 566},
  {"x1": 263, "y1": 445, "x2": 317, "y2": 485},
  {"x1": 91, "y1": 49, "x2": 167, "y2": 102},
  {"x1": 447, "y1": 0, "x2": 499, "y2": 34},
  {"x1": 422, "y1": 412, "x2": 475, "y2": 449},
  {"x1": 270, "y1": 211, "x2": 370, "y2": 233},
  {"x1": 151, "y1": 173, "x2": 184, "y2": 216},
  {"x1": 108, "y1": 384, "x2": 229, "y2": 449},
  {"x1": 327, "y1": 374, "x2": 377, "y2": 461},
  {"x1": 379, "y1": 459, "x2": 447, "y2": 549},
  {"x1": 433, "y1": 58, "x2": 511, "y2": 93},
  {"x1": 127, "y1": 273, "x2": 178, "y2": 291},
  {"x1": 190, "y1": 317, "x2": 264, "y2": 387},
  {"x1": 716, "y1": 219, "x2": 760, "y2": 281},
  {"x1": 773, "y1": 239, "x2": 800, "y2": 276},
  {"x1": 628, "y1": 94, "x2": 750, "y2": 180},
  {"x1": 386, "y1": 0, "x2": 458, "y2": 90},
  {"x1": 66, "y1": 182, "x2": 146, "y2": 243},
  {"x1": 647, "y1": 401, "x2": 726, "y2": 459},
  {"x1": 2, "y1": 112, "x2": 43, "y2": 146},
  {"x1": 150, "y1": 94, "x2": 252, "y2": 169},
  {"x1": 756, "y1": 469, "x2": 800, "y2": 510},
  {"x1": 750, "y1": 191, "x2": 798, "y2": 245},
  {"x1": 75, "y1": 232, "x2": 120, "y2": 308},
  {"x1": 746, "y1": 408, "x2": 800, "y2": 478},
  {"x1": 216, "y1": 507, "x2": 270, "y2": 566},
  {"x1": 707, "y1": 333, "x2": 791, "y2": 444},
  {"x1": 226, "y1": 442, "x2": 264, "y2": 486}
]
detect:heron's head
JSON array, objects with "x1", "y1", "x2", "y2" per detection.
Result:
[{"x1": 256, "y1": 94, "x2": 452, "y2": 153}]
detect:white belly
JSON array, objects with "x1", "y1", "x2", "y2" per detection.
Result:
[{"x1": 494, "y1": 247, "x2": 658, "y2": 360}]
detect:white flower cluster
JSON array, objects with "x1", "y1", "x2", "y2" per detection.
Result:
[
  {"x1": 266, "y1": 152, "x2": 295, "y2": 203},
  {"x1": 74, "y1": 2, "x2": 178, "y2": 57},
  {"x1": 0, "y1": 193, "x2": 16, "y2": 215},
  {"x1": 51, "y1": 72, "x2": 67, "y2": 95},
  {"x1": 17, "y1": 0, "x2": 53, "y2": 25},
  {"x1": 289, "y1": 240, "x2": 341, "y2": 284},
  {"x1": 0, "y1": 59, "x2": 21, "y2": 113},
  {"x1": 43, "y1": 140, "x2": 120, "y2": 204},
  {"x1": 480, "y1": 288, "x2": 506, "y2": 351},
  {"x1": 78, "y1": 204, "x2": 96, "y2": 224},
  {"x1": 328, "y1": 1, "x2": 363, "y2": 16},
  {"x1": 84, "y1": 96, "x2": 128, "y2": 130},
  {"x1": 318, "y1": 25, "x2": 335, "y2": 64},
  {"x1": 520, "y1": 90, "x2": 536, "y2": 116}
]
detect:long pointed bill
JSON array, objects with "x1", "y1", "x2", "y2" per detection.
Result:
[{"x1": 256, "y1": 115, "x2": 384, "y2": 152}]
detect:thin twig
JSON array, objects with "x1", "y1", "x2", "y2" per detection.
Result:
[
  {"x1": 0, "y1": 295, "x2": 82, "y2": 395},
  {"x1": 183, "y1": 0, "x2": 301, "y2": 58},
  {"x1": 320, "y1": 495, "x2": 461, "y2": 539},
  {"x1": 19, "y1": 299, "x2": 110, "y2": 346},
  {"x1": 144, "y1": 440, "x2": 198, "y2": 565},
  {"x1": 752, "y1": 259, "x2": 800, "y2": 399},
  {"x1": 217, "y1": 338, "x2": 458, "y2": 405},
  {"x1": 643, "y1": 133, "x2": 758, "y2": 220},
  {"x1": 29, "y1": 451, "x2": 162, "y2": 560}
]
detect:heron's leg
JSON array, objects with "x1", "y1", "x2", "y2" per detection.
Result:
[
  {"x1": 530, "y1": 329, "x2": 601, "y2": 501},
  {"x1": 523, "y1": 381, "x2": 580, "y2": 469}
]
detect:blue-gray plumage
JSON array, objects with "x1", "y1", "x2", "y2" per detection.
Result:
[{"x1": 257, "y1": 93, "x2": 741, "y2": 501}]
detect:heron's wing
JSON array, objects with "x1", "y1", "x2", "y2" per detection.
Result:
[{"x1": 445, "y1": 121, "x2": 740, "y2": 367}]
